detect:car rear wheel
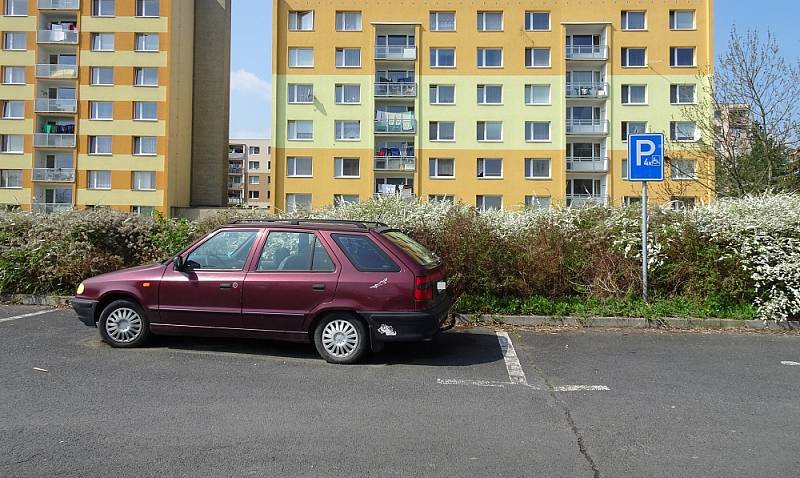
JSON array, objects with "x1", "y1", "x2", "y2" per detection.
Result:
[
  {"x1": 314, "y1": 314, "x2": 368, "y2": 364},
  {"x1": 98, "y1": 299, "x2": 150, "y2": 348}
]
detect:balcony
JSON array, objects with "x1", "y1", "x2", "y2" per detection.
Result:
[
  {"x1": 37, "y1": 30, "x2": 79, "y2": 44},
  {"x1": 228, "y1": 197, "x2": 244, "y2": 205},
  {"x1": 32, "y1": 202, "x2": 72, "y2": 214},
  {"x1": 36, "y1": 64, "x2": 78, "y2": 79},
  {"x1": 565, "y1": 82, "x2": 609, "y2": 98},
  {"x1": 373, "y1": 191, "x2": 416, "y2": 200},
  {"x1": 228, "y1": 151, "x2": 245, "y2": 160},
  {"x1": 565, "y1": 45, "x2": 608, "y2": 61},
  {"x1": 33, "y1": 133, "x2": 76, "y2": 148},
  {"x1": 228, "y1": 166, "x2": 243, "y2": 174},
  {"x1": 32, "y1": 168, "x2": 75, "y2": 182},
  {"x1": 38, "y1": 0, "x2": 80, "y2": 9},
  {"x1": 566, "y1": 119, "x2": 609, "y2": 136},
  {"x1": 228, "y1": 182, "x2": 243, "y2": 189},
  {"x1": 566, "y1": 157, "x2": 609, "y2": 173},
  {"x1": 566, "y1": 195, "x2": 609, "y2": 208},
  {"x1": 375, "y1": 46, "x2": 417, "y2": 61},
  {"x1": 374, "y1": 156, "x2": 416, "y2": 171},
  {"x1": 35, "y1": 98, "x2": 77, "y2": 113},
  {"x1": 374, "y1": 118, "x2": 416, "y2": 135},
  {"x1": 375, "y1": 82, "x2": 417, "y2": 98}
]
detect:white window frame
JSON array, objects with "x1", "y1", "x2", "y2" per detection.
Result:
[
  {"x1": 248, "y1": 160, "x2": 260, "y2": 170},
  {"x1": 88, "y1": 170, "x2": 112, "y2": 190},
  {"x1": 670, "y1": 84, "x2": 696, "y2": 105},
  {"x1": 134, "y1": 67, "x2": 158, "y2": 86},
  {"x1": 287, "y1": 84, "x2": 314, "y2": 104},
  {"x1": 89, "y1": 135, "x2": 112, "y2": 155},
  {"x1": 429, "y1": 158, "x2": 455, "y2": 179},
  {"x1": 135, "y1": 33, "x2": 159, "y2": 52},
  {"x1": 133, "y1": 101, "x2": 157, "y2": 121},
  {"x1": 92, "y1": 0, "x2": 115, "y2": 17},
  {"x1": 335, "y1": 11, "x2": 361, "y2": 31},
  {"x1": 524, "y1": 158, "x2": 551, "y2": 179},
  {"x1": 525, "y1": 11, "x2": 550, "y2": 31},
  {"x1": 3, "y1": 32, "x2": 26, "y2": 50},
  {"x1": 335, "y1": 84, "x2": 360, "y2": 104},
  {"x1": 525, "y1": 84, "x2": 551, "y2": 105},
  {"x1": 477, "y1": 47, "x2": 503, "y2": 68},
  {"x1": 429, "y1": 121, "x2": 455, "y2": 141},
  {"x1": 4, "y1": 0, "x2": 27, "y2": 16},
  {"x1": 287, "y1": 120, "x2": 313, "y2": 141},
  {"x1": 334, "y1": 120, "x2": 360, "y2": 141},
  {"x1": 670, "y1": 159, "x2": 697, "y2": 180},
  {"x1": 477, "y1": 11, "x2": 503, "y2": 31},
  {"x1": 476, "y1": 195, "x2": 502, "y2": 211},
  {"x1": 89, "y1": 101, "x2": 113, "y2": 120},
  {"x1": 671, "y1": 121, "x2": 698, "y2": 142},
  {"x1": 430, "y1": 48, "x2": 456, "y2": 68},
  {"x1": 286, "y1": 193, "x2": 312, "y2": 211},
  {"x1": 621, "y1": 11, "x2": 646, "y2": 31},
  {"x1": 133, "y1": 136, "x2": 157, "y2": 156},
  {"x1": 91, "y1": 32, "x2": 115, "y2": 51},
  {"x1": 335, "y1": 48, "x2": 361, "y2": 68},
  {"x1": 429, "y1": 84, "x2": 455, "y2": 105},
  {"x1": 621, "y1": 47, "x2": 647, "y2": 67},
  {"x1": 670, "y1": 47, "x2": 696, "y2": 67},
  {"x1": 2, "y1": 100, "x2": 24, "y2": 119},
  {"x1": 477, "y1": 84, "x2": 503, "y2": 105},
  {"x1": 334, "y1": 194, "x2": 359, "y2": 206},
  {"x1": 249, "y1": 175, "x2": 259, "y2": 185},
  {"x1": 622, "y1": 159, "x2": 629, "y2": 179},
  {"x1": 132, "y1": 171, "x2": 156, "y2": 191},
  {"x1": 429, "y1": 11, "x2": 455, "y2": 31},
  {"x1": 622, "y1": 121, "x2": 647, "y2": 142},
  {"x1": 288, "y1": 10, "x2": 314, "y2": 31},
  {"x1": 525, "y1": 47, "x2": 551, "y2": 68},
  {"x1": 0, "y1": 169, "x2": 22, "y2": 188},
  {"x1": 90, "y1": 67, "x2": 113, "y2": 86},
  {"x1": 0, "y1": 135, "x2": 24, "y2": 153},
  {"x1": 248, "y1": 147, "x2": 260, "y2": 155},
  {"x1": 334, "y1": 157, "x2": 360, "y2": 178},
  {"x1": 477, "y1": 158, "x2": 503, "y2": 179},
  {"x1": 525, "y1": 121, "x2": 551, "y2": 142},
  {"x1": 286, "y1": 156, "x2": 313, "y2": 177},
  {"x1": 477, "y1": 121, "x2": 503, "y2": 142},
  {"x1": 525, "y1": 196, "x2": 551, "y2": 209},
  {"x1": 136, "y1": 0, "x2": 159, "y2": 18},
  {"x1": 670, "y1": 10, "x2": 696, "y2": 30},
  {"x1": 621, "y1": 84, "x2": 647, "y2": 105},
  {"x1": 288, "y1": 47, "x2": 314, "y2": 68},
  {"x1": 3, "y1": 66, "x2": 25, "y2": 84}
]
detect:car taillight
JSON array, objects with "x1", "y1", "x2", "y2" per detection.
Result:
[{"x1": 415, "y1": 276, "x2": 434, "y2": 301}]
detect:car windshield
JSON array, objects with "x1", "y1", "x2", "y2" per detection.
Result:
[{"x1": 381, "y1": 231, "x2": 441, "y2": 268}]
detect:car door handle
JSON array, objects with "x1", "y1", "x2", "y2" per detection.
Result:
[
  {"x1": 311, "y1": 284, "x2": 325, "y2": 291},
  {"x1": 219, "y1": 283, "x2": 234, "y2": 289}
]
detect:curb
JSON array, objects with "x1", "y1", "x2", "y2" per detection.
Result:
[
  {"x1": 462, "y1": 314, "x2": 800, "y2": 331},
  {"x1": 1, "y1": 294, "x2": 72, "y2": 307}
]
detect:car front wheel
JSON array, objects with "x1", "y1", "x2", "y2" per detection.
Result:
[
  {"x1": 314, "y1": 314, "x2": 368, "y2": 364},
  {"x1": 98, "y1": 299, "x2": 150, "y2": 348}
]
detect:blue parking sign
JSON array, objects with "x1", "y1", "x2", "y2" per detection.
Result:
[{"x1": 628, "y1": 133, "x2": 665, "y2": 182}]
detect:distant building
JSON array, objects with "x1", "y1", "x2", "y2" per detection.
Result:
[{"x1": 228, "y1": 139, "x2": 271, "y2": 209}]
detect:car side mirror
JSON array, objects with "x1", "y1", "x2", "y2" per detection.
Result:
[{"x1": 173, "y1": 255, "x2": 187, "y2": 271}]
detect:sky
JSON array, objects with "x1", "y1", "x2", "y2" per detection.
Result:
[{"x1": 228, "y1": 1, "x2": 800, "y2": 140}]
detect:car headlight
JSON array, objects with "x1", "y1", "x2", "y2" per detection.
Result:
[{"x1": 76, "y1": 283, "x2": 85, "y2": 295}]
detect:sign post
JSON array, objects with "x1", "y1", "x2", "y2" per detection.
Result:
[{"x1": 628, "y1": 133, "x2": 665, "y2": 303}]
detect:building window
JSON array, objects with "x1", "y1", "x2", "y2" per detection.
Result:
[
  {"x1": 334, "y1": 157, "x2": 360, "y2": 178},
  {"x1": 429, "y1": 195, "x2": 454, "y2": 203},
  {"x1": 133, "y1": 136, "x2": 157, "y2": 155},
  {"x1": 671, "y1": 196, "x2": 696, "y2": 210},
  {"x1": 136, "y1": 0, "x2": 158, "y2": 17},
  {"x1": 621, "y1": 47, "x2": 646, "y2": 67},
  {"x1": 248, "y1": 146, "x2": 260, "y2": 155},
  {"x1": 525, "y1": 85, "x2": 550, "y2": 105},
  {"x1": 621, "y1": 11, "x2": 646, "y2": 30},
  {"x1": 91, "y1": 33, "x2": 114, "y2": 51},
  {"x1": 622, "y1": 121, "x2": 647, "y2": 141},
  {"x1": 92, "y1": 0, "x2": 114, "y2": 17},
  {"x1": 525, "y1": 12, "x2": 550, "y2": 31},
  {"x1": 3, "y1": 32, "x2": 26, "y2": 50},
  {"x1": 477, "y1": 84, "x2": 502, "y2": 104},
  {"x1": 477, "y1": 48, "x2": 502, "y2": 68},
  {"x1": 621, "y1": 85, "x2": 647, "y2": 105},
  {"x1": 430, "y1": 11, "x2": 455, "y2": 31},
  {"x1": 429, "y1": 84, "x2": 455, "y2": 105},
  {"x1": 134, "y1": 101, "x2": 157, "y2": 121},
  {"x1": 476, "y1": 121, "x2": 502, "y2": 141},
  {"x1": 134, "y1": 67, "x2": 158, "y2": 86},
  {"x1": 2, "y1": 66, "x2": 25, "y2": 84},
  {"x1": 670, "y1": 47, "x2": 695, "y2": 67},
  {"x1": 335, "y1": 11, "x2": 361, "y2": 31},
  {"x1": 248, "y1": 160, "x2": 259, "y2": 169},
  {"x1": 335, "y1": 84, "x2": 360, "y2": 104},
  {"x1": 288, "y1": 10, "x2": 314, "y2": 31},
  {"x1": 287, "y1": 84, "x2": 313, "y2": 103},
  {"x1": 525, "y1": 121, "x2": 550, "y2": 142},
  {"x1": 525, "y1": 47, "x2": 550, "y2": 68},
  {"x1": 0, "y1": 169, "x2": 22, "y2": 188},
  {"x1": 249, "y1": 190, "x2": 260, "y2": 200},
  {"x1": 135, "y1": 33, "x2": 159, "y2": 52},
  {"x1": 288, "y1": 47, "x2": 314, "y2": 67},
  {"x1": 1, "y1": 100, "x2": 24, "y2": 119},
  {"x1": 90, "y1": 67, "x2": 113, "y2": 85},
  {"x1": 88, "y1": 170, "x2": 111, "y2": 190},
  {"x1": 335, "y1": 48, "x2": 361, "y2": 68},
  {"x1": 334, "y1": 120, "x2": 360, "y2": 141},
  {"x1": 4, "y1": 0, "x2": 27, "y2": 16},
  {"x1": 286, "y1": 194, "x2": 312, "y2": 211},
  {"x1": 477, "y1": 11, "x2": 503, "y2": 31},
  {"x1": 525, "y1": 196, "x2": 550, "y2": 209},
  {"x1": 670, "y1": 10, "x2": 695, "y2": 30},
  {"x1": 287, "y1": 157, "x2": 312, "y2": 177},
  {"x1": 623, "y1": 196, "x2": 641, "y2": 206},
  {"x1": 249, "y1": 175, "x2": 259, "y2": 185},
  {"x1": 476, "y1": 195, "x2": 502, "y2": 211},
  {"x1": 670, "y1": 84, "x2": 696, "y2": 104},
  {"x1": 670, "y1": 121, "x2": 698, "y2": 141},
  {"x1": 429, "y1": 121, "x2": 455, "y2": 141},
  {"x1": 132, "y1": 171, "x2": 156, "y2": 190},
  {"x1": 621, "y1": 159, "x2": 629, "y2": 179},
  {"x1": 0, "y1": 135, "x2": 23, "y2": 153},
  {"x1": 429, "y1": 158, "x2": 454, "y2": 178},
  {"x1": 670, "y1": 159, "x2": 697, "y2": 179},
  {"x1": 524, "y1": 159, "x2": 551, "y2": 179},
  {"x1": 430, "y1": 48, "x2": 455, "y2": 68},
  {"x1": 89, "y1": 135, "x2": 112, "y2": 155},
  {"x1": 287, "y1": 120, "x2": 313, "y2": 140},
  {"x1": 89, "y1": 101, "x2": 113, "y2": 120},
  {"x1": 477, "y1": 158, "x2": 502, "y2": 178},
  {"x1": 331, "y1": 194, "x2": 357, "y2": 206},
  {"x1": 131, "y1": 206, "x2": 154, "y2": 216}
]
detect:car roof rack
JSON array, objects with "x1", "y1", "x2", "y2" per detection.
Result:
[{"x1": 230, "y1": 219, "x2": 389, "y2": 230}]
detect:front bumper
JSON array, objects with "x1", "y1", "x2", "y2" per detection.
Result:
[
  {"x1": 72, "y1": 298, "x2": 98, "y2": 327},
  {"x1": 360, "y1": 294, "x2": 454, "y2": 343}
]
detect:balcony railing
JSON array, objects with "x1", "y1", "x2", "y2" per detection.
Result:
[
  {"x1": 565, "y1": 82, "x2": 609, "y2": 98},
  {"x1": 38, "y1": 0, "x2": 80, "y2": 9},
  {"x1": 35, "y1": 98, "x2": 77, "y2": 113},
  {"x1": 566, "y1": 194, "x2": 609, "y2": 208},
  {"x1": 228, "y1": 197, "x2": 244, "y2": 205},
  {"x1": 32, "y1": 168, "x2": 75, "y2": 182},
  {"x1": 566, "y1": 119, "x2": 609, "y2": 135},
  {"x1": 374, "y1": 82, "x2": 417, "y2": 97},
  {"x1": 33, "y1": 133, "x2": 76, "y2": 148},
  {"x1": 373, "y1": 191, "x2": 416, "y2": 200},
  {"x1": 32, "y1": 202, "x2": 72, "y2": 214},
  {"x1": 228, "y1": 151, "x2": 245, "y2": 159},
  {"x1": 228, "y1": 182, "x2": 243, "y2": 189},
  {"x1": 374, "y1": 118, "x2": 416, "y2": 134},
  {"x1": 36, "y1": 64, "x2": 78, "y2": 79},
  {"x1": 228, "y1": 167, "x2": 243, "y2": 174},
  {"x1": 37, "y1": 30, "x2": 79, "y2": 44},
  {"x1": 375, "y1": 46, "x2": 417, "y2": 61},
  {"x1": 566, "y1": 157, "x2": 609, "y2": 173},
  {"x1": 374, "y1": 156, "x2": 416, "y2": 171},
  {"x1": 565, "y1": 45, "x2": 609, "y2": 60}
]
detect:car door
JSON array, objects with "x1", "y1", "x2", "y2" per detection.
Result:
[
  {"x1": 241, "y1": 229, "x2": 340, "y2": 332},
  {"x1": 158, "y1": 228, "x2": 261, "y2": 328}
]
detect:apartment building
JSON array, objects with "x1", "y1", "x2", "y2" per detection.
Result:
[
  {"x1": 228, "y1": 138, "x2": 271, "y2": 209},
  {"x1": 0, "y1": 0, "x2": 231, "y2": 216},
  {"x1": 270, "y1": 1, "x2": 714, "y2": 211}
]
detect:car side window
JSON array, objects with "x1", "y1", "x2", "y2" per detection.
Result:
[
  {"x1": 331, "y1": 234, "x2": 400, "y2": 272},
  {"x1": 257, "y1": 231, "x2": 335, "y2": 272},
  {"x1": 185, "y1": 230, "x2": 259, "y2": 270}
]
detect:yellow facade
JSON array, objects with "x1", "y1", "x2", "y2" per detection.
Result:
[{"x1": 270, "y1": 0, "x2": 714, "y2": 211}]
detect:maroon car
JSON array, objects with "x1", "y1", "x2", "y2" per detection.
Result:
[{"x1": 72, "y1": 220, "x2": 452, "y2": 363}]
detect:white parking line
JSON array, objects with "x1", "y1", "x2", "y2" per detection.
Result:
[
  {"x1": 552, "y1": 385, "x2": 611, "y2": 392},
  {"x1": 781, "y1": 361, "x2": 800, "y2": 366},
  {"x1": 496, "y1": 330, "x2": 528, "y2": 385},
  {"x1": 0, "y1": 309, "x2": 58, "y2": 324},
  {"x1": 436, "y1": 379, "x2": 508, "y2": 388}
]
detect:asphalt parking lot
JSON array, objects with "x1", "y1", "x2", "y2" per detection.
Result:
[{"x1": 1, "y1": 305, "x2": 799, "y2": 477}]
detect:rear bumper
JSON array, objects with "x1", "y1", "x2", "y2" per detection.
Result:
[
  {"x1": 72, "y1": 298, "x2": 98, "y2": 327},
  {"x1": 360, "y1": 294, "x2": 454, "y2": 342}
]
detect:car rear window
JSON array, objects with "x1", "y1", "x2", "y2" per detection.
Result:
[
  {"x1": 381, "y1": 231, "x2": 441, "y2": 268},
  {"x1": 332, "y1": 234, "x2": 400, "y2": 272}
]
